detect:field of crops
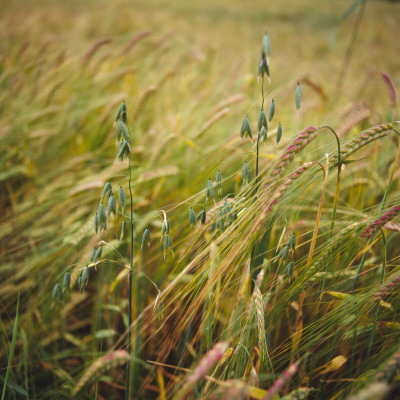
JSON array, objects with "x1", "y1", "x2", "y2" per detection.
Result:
[{"x1": 1, "y1": 0, "x2": 400, "y2": 399}]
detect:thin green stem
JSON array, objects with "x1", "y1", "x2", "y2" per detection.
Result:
[
  {"x1": 126, "y1": 155, "x2": 134, "y2": 400},
  {"x1": 320, "y1": 125, "x2": 341, "y2": 239},
  {"x1": 255, "y1": 74, "x2": 264, "y2": 192},
  {"x1": 1, "y1": 293, "x2": 19, "y2": 400},
  {"x1": 250, "y1": 75, "x2": 264, "y2": 286}
]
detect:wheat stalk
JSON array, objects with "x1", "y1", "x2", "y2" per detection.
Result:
[
  {"x1": 262, "y1": 362, "x2": 299, "y2": 400},
  {"x1": 330, "y1": 123, "x2": 393, "y2": 165},
  {"x1": 72, "y1": 350, "x2": 130, "y2": 396},
  {"x1": 175, "y1": 342, "x2": 229, "y2": 400},
  {"x1": 263, "y1": 126, "x2": 318, "y2": 188},
  {"x1": 361, "y1": 206, "x2": 400, "y2": 239},
  {"x1": 375, "y1": 272, "x2": 400, "y2": 299}
]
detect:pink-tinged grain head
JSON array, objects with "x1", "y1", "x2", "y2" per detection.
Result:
[
  {"x1": 176, "y1": 342, "x2": 229, "y2": 399},
  {"x1": 122, "y1": 30, "x2": 152, "y2": 54},
  {"x1": 263, "y1": 127, "x2": 317, "y2": 189},
  {"x1": 375, "y1": 272, "x2": 400, "y2": 299},
  {"x1": 262, "y1": 362, "x2": 299, "y2": 400},
  {"x1": 382, "y1": 72, "x2": 397, "y2": 107},
  {"x1": 80, "y1": 38, "x2": 112, "y2": 67},
  {"x1": 361, "y1": 206, "x2": 400, "y2": 239}
]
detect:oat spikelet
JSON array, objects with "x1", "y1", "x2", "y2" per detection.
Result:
[
  {"x1": 263, "y1": 126, "x2": 317, "y2": 189},
  {"x1": 361, "y1": 206, "x2": 400, "y2": 239},
  {"x1": 330, "y1": 123, "x2": 393, "y2": 165},
  {"x1": 175, "y1": 342, "x2": 229, "y2": 400},
  {"x1": 72, "y1": 350, "x2": 130, "y2": 396}
]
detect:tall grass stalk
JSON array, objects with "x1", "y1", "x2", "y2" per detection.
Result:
[
  {"x1": 126, "y1": 155, "x2": 134, "y2": 400},
  {"x1": 293, "y1": 159, "x2": 328, "y2": 354},
  {"x1": 1, "y1": 294, "x2": 19, "y2": 400}
]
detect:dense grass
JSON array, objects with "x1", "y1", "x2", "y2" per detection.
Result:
[{"x1": 1, "y1": 1, "x2": 400, "y2": 399}]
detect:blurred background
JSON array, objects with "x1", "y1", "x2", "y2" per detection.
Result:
[{"x1": 1, "y1": 0, "x2": 399, "y2": 399}]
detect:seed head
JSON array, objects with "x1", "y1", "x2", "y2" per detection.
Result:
[
  {"x1": 216, "y1": 170, "x2": 222, "y2": 195},
  {"x1": 107, "y1": 195, "x2": 117, "y2": 217},
  {"x1": 268, "y1": 98, "x2": 275, "y2": 122},
  {"x1": 284, "y1": 261, "x2": 294, "y2": 280},
  {"x1": 63, "y1": 272, "x2": 71, "y2": 290},
  {"x1": 161, "y1": 213, "x2": 170, "y2": 237},
  {"x1": 95, "y1": 245, "x2": 102, "y2": 260},
  {"x1": 78, "y1": 276, "x2": 83, "y2": 293},
  {"x1": 242, "y1": 161, "x2": 251, "y2": 184},
  {"x1": 295, "y1": 82, "x2": 302, "y2": 110},
  {"x1": 288, "y1": 233, "x2": 296, "y2": 251},
  {"x1": 119, "y1": 186, "x2": 125, "y2": 210},
  {"x1": 222, "y1": 200, "x2": 231, "y2": 216},
  {"x1": 115, "y1": 100, "x2": 127, "y2": 124},
  {"x1": 276, "y1": 122, "x2": 282, "y2": 144},
  {"x1": 277, "y1": 246, "x2": 290, "y2": 261},
  {"x1": 189, "y1": 207, "x2": 196, "y2": 227},
  {"x1": 217, "y1": 211, "x2": 225, "y2": 232},
  {"x1": 261, "y1": 31, "x2": 271, "y2": 59},
  {"x1": 197, "y1": 209, "x2": 206, "y2": 225},
  {"x1": 163, "y1": 234, "x2": 173, "y2": 259},
  {"x1": 94, "y1": 213, "x2": 99, "y2": 234},
  {"x1": 52, "y1": 283, "x2": 63, "y2": 301},
  {"x1": 120, "y1": 221, "x2": 127, "y2": 240},
  {"x1": 101, "y1": 181, "x2": 112, "y2": 201},
  {"x1": 260, "y1": 126, "x2": 267, "y2": 143},
  {"x1": 116, "y1": 120, "x2": 130, "y2": 143},
  {"x1": 141, "y1": 228, "x2": 151, "y2": 250},
  {"x1": 82, "y1": 266, "x2": 90, "y2": 286},
  {"x1": 258, "y1": 57, "x2": 270, "y2": 81},
  {"x1": 257, "y1": 109, "x2": 268, "y2": 132},
  {"x1": 240, "y1": 116, "x2": 252, "y2": 141},
  {"x1": 98, "y1": 203, "x2": 107, "y2": 231},
  {"x1": 206, "y1": 178, "x2": 215, "y2": 202},
  {"x1": 117, "y1": 140, "x2": 130, "y2": 161}
]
